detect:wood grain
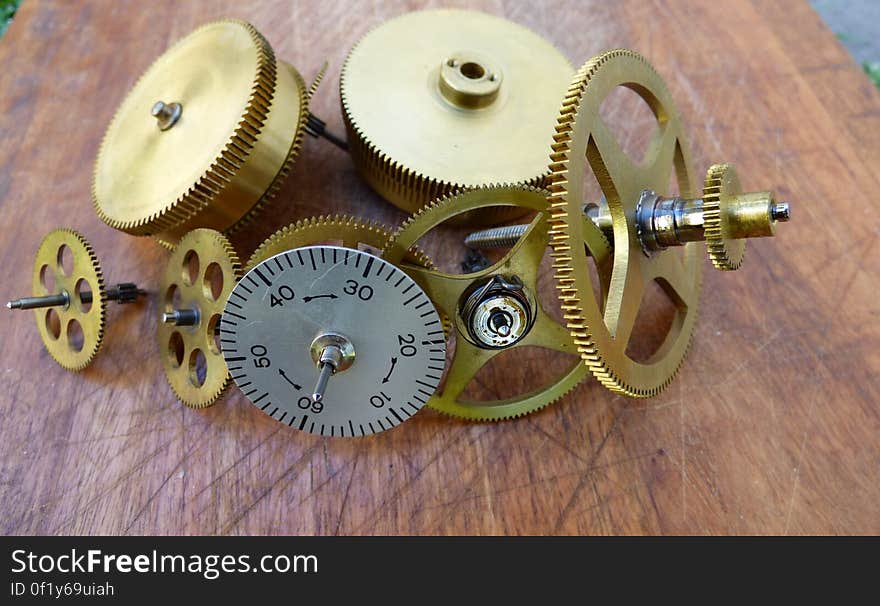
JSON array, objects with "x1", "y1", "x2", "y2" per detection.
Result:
[{"x1": 0, "y1": 0, "x2": 878, "y2": 535}]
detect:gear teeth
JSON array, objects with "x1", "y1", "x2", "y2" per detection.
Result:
[
  {"x1": 160, "y1": 229, "x2": 241, "y2": 408},
  {"x1": 247, "y1": 214, "x2": 435, "y2": 272},
  {"x1": 703, "y1": 163, "x2": 744, "y2": 271},
  {"x1": 546, "y1": 49, "x2": 699, "y2": 399},
  {"x1": 93, "y1": 20, "x2": 280, "y2": 236},
  {"x1": 33, "y1": 229, "x2": 107, "y2": 372},
  {"x1": 227, "y1": 63, "x2": 310, "y2": 235}
]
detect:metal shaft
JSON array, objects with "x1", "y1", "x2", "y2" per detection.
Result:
[
  {"x1": 163, "y1": 309, "x2": 199, "y2": 326},
  {"x1": 311, "y1": 344, "x2": 343, "y2": 403},
  {"x1": 7, "y1": 293, "x2": 69, "y2": 310}
]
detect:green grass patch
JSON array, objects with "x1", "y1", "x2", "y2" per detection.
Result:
[
  {"x1": 864, "y1": 62, "x2": 880, "y2": 89},
  {"x1": 1, "y1": 0, "x2": 22, "y2": 38}
]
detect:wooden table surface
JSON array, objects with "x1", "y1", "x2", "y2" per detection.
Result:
[{"x1": 1, "y1": 0, "x2": 878, "y2": 535}]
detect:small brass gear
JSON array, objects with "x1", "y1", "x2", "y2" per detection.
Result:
[
  {"x1": 246, "y1": 215, "x2": 434, "y2": 271},
  {"x1": 703, "y1": 163, "x2": 746, "y2": 271},
  {"x1": 159, "y1": 229, "x2": 241, "y2": 408},
  {"x1": 547, "y1": 49, "x2": 702, "y2": 398},
  {"x1": 93, "y1": 20, "x2": 310, "y2": 244},
  {"x1": 384, "y1": 185, "x2": 610, "y2": 421},
  {"x1": 31, "y1": 229, "x2": 107, "y2": 371},
  {"x1": 340, "y1": 9, "x2": 573, "y2": 219},
  {"x1": 32, "y1": 228, "x2": 107, "y2": 372}
]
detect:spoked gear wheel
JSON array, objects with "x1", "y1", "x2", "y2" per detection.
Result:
[
  {"x1": 548, "y1": 49, "x2": 702, "y2": 398},
  {"x1": 384, "y1": 185, "x2": 611, "y2": 421},
  {"x1": 159, "y1": 229, "x2": 241, "y2": 408}
]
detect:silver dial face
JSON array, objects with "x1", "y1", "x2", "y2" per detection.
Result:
[{"x1": 222, "y1": 246, "x2": 446, "y2": 437}]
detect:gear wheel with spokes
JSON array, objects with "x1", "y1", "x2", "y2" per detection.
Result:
[
  {"x1": 384, "y1": 185, "x2": 611, "y2": 420},
  {"x1": 547, "y1": 49, "x2": 703, "y2": 398}
]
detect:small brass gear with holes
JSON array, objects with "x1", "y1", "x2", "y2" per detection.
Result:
[
  {"x1": 93, "y1": 20, "x2": 309, "y2": 244},
  {"x1": 32, "y1": 229, "x2": 106, "y2": 371},
  {"x1": 246, "y1": 215, "x2": 434, "y2": 271},
  {"x1": 159, "y1": 229, "x2": 241, "y2": 408},
  {"x1": 340, "y1": 9, "x2": 573, "y2": 220},
  {"x1": 547, "y1": 49, "x2": 702, "y2": 398},
  {"x1": 703, "y1": 163, "x2": 747, "y2": 271},
  {"x1": 384, "y1": 185, "x2": 611, "y2": 421}
]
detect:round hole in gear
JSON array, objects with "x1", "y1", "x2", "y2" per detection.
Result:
[
  {"x1": 40, "y1": 264, "x2": 55, "y2": 294},
  {"x1": 57, "y1": 244, "x2": 74, "y2": 276},
  {"x1": 74, "y1": 278, "x2": 93, "y2": 313},
  {"x1": 164, "y1": 284, "x2": 182, "y2": 314},
  {"x1": 168, "y1": 331, "x2": 185, "y2": 368},
  {"x1": 207, "y1": 314, "x2": 222, "y2": 355},
  {"x1": 45, "y1": 308, "x2": 61, "y2": 340},
  {"x1": 203, "y1": 262, "x2": 224, "y2": 301},
  {"x1": 182, "y1": 250, "x2": 199, "y2": 286},
  {"x1": 67, "y1": 319, "x2": 85, "y2": 352},
  {"x1": 189, "y1": 348, "x2": 207, "y2": 387}
]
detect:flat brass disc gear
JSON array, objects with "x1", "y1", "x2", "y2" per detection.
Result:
[
  {"x1": 32, "y1": 229, "x2": 106, "y2": 371},
  {"x1": 548, "y1": 49, "x2": 702, "y2": 398},
  {"x1": 159, "y1": 229, "x2": 241, "y2": 408},
  {"x1": 384, "y1": 185, "x2": 611, "y2": 421},
  {"x1": 340, "y1": 9, "x2": 573, "y2": 218},
  {"x1": 703, "y1": 163, "x2": 747, "y2": 271},
  {"x1": 246, "y1": 215, "x2": 434, "y2": 271},
  {"x1": 93, "y1": 20, "x2": 309, "y2": 244}
]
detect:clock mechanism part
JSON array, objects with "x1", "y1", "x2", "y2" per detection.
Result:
[
  {"x1": 383, "y1": 185, "x2": 610, "y2": 421},
  {"x1": 223, "y1": 242, "x2": 446, "y2": 437},
  {"x1": 159, "y1": 228, "x2": 241, "y2": 408},
  {"x1": 92, "y1": 19, "x2": 345, "y2": 247},
  {"x1": 538, "y1": 48, "x2": 792, "y2": 397},
  {"x1": 340, "y1": 9, "x2": 573, "y2": 221},
  {"x1": 6, "y1": 228, "x2": 146, "y2": 371}
]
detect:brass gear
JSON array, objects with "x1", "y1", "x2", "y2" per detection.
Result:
[
  {"x1": 703, "y1": 163, "x2": 746, "y2": 271},
  {"x1": 31, "y1": 229, "x2": 106, "y2": 371},
  {"x1": 246, "y1": 215, "x2": 434, "y2": 271},
  {"x1": 340, "y1": 9, "x2": 573, "y2": 219},
  {"x1": 548, "y1": 49, "x2": 702, "y2": 398},
  {"x1": 384, "y1": 185, "x2": 611, "y2": 421},
  {"x1": 159, "y1": 229, "x2": 241, "y2": 408},
  {"x1": 93, "y1": 20, "x2": 309, "y2": 244}
]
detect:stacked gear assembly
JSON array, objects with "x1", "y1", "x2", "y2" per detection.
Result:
[
  {"x1": 340, "y1": 9, "x2": 573, "y2": 217},
  {"x1": 92, "y1": 20, "x2": 312, "y2": 246}
]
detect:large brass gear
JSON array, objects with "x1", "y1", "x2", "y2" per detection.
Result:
[
  {"x1": 31, "y1": 229, "x2": 106, "y2": 371},
  {"x1": 246, "y1": 215, "x2": 434, "y2": 271},
  {"x1": 384, "y1": 185, "x2": 611, "y2": 421},
  {"x1": 159, "y1": 229, "x2": 241, "y2": 408},
  {"x1": 340, "y1": 9, "x2": 573, "y2": 218},
  {"x1": 548, "y1": 49, "x2": 702, "y2": 398},
  {"x1": 93, "y1": 20, "x2": 309, "y2": 244}
]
